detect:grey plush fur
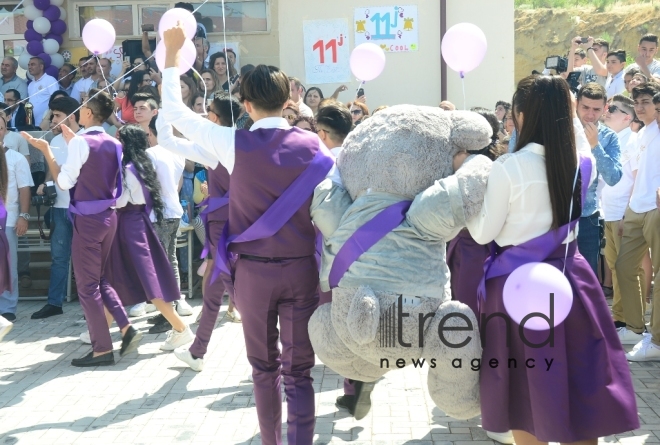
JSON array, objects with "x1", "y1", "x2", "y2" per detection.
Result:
[{"x1": 309, "y1": 105, "x2": 494, "y2": 420}]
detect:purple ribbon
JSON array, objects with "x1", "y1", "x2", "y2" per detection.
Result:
[
  {"x1": 0, "y1": 198, "x2": 6, "y2": 231},
  {"x1": 68, "y1": 134, "x2": 123, "y2": 218},
  {"x1": 328, "y1": 200, "x2": 412, "y2": 289},
  {"x1": 476, "y1": 155, "x2": 592, "y2": 308},
  {"x1": 126, "y1": 163, "x2": 153, "y2": 216},
  {"x1": 211, "y1": 147, "x2": 335, "y2": 283},
  {"x1": 198, "y1": 193, "x2": 230, "y2": 258}
]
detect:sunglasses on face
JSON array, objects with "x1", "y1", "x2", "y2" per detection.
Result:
[
  {"x1": 284, "y1": 114, "x2": 296, "y2": 121},
  {"x1": 608, "y1": 105, "x2": 628, "y2": 115},
  {"x1": 351, "y1": 109, "x2": 362, "y2": 115}
]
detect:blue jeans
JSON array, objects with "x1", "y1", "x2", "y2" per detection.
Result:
[
  {"x1": 47, "y1": 208, "x2": 73, "y2": 307},
  {"x1": 578, "y1": 212, "x2": 601, "y2": 277}
]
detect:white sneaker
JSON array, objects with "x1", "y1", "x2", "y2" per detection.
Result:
[
  {"x1": 226, "y1": 309, "x2": 242, "y2": 323},
  {"x1": 0, "y1": 316, "x2": 12, "y2": 342},
  {"x1": 145, "y1": 303, "x2": 157, "y2": 314},
  {"x1": 486, "y1": 430, "x2": 515, "y2": 444},
  {"x1": 128, "y1": 303, "x2": 147, "y2": 317},
  {"x1": 160, "y1": 326, "x2": 194, "y2": 351},
  {"x1": 176, "y1": 298, "x2": 194, "y2": 316},
  {"x1": 80, "y1": 331, "x2": 91, "y2": 344},
  {"x1": 174, "y1": 346, "x2": 204, "y2": 371},
  {"x1": 617, "y1": 326, "x2": 645, "y2": 345},
  {"x1": 626, "y1": 338, "x2": 660, "y2": 362}
]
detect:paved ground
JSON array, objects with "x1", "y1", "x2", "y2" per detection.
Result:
[{"x1": 0, "y1": 298, "x2": 659, "y2": 445}]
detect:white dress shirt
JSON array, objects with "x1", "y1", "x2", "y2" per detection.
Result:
[
  {"x1": 70, "y1": 77, "x2": 94, "y2": 103},
  {"x1": 159, "y1": 67, "x2": 338, "y2": 182},
  {"x1": 629, "y1": 120, "x2": 660, "y2": 213},
  {"x1": 605, "y1": 70, "x2": 626, "y2": 98},
  {"x1": 147, "y1": 145, "x2": 184, "y2": 221},
  {"x1": 600, "y1": 128, "x2": 639, "y2": 221},
  {"x1": 4, "y1": 148, "x2": 33, "y2": 227},
  {"x1": 298, "y1": 100, "x2": 314, "y2": 118},
  {"x1": 27, "y1": 73, "x2": 58, "y2": 126},
  {"x1": 116, "y1": 168, "x2": 146, "y2": 209},
  {"x1": 49, "y1": 131, "x2": 83, "y2": 208},
  {"x1": 57, "y1": 126, "x2": 107, "y2": 191},
  {"x1": 4, "y1": 131, "x2": 29, "y2": 156}
]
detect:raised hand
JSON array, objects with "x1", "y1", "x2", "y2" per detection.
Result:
[
  {"x1": 20, "y1": 132, "x2": 50, "y2": 153},
  {"x1": 61, "y1": 124, "x2": 77, "y2": 144},
  {"x1": 163, "y1": 22, "x2": 187, "y2": 53}
]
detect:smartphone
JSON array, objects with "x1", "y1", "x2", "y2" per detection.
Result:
[
  {"x1": 357, "y1": 88, "x2": 365, "y2": 98},
  {"x1": 142, "y1": 24, "x2": 155, "y2": 32},
  {"x1": 124, "y1": 56, "x2": 130, "y2": 63},
  {"x1": 580, "y1": 37, "x2": 589, "y2": 44}
]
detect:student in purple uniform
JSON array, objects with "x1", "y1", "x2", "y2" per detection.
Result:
[
  {"x1": 160, "y1": 25, "x2": 335, "y2": 445},
  {"x1": 22, "y1": 90, "x2": 143, "y2": 367},
  {"x1": 0, "y1": 146, "x2": 12, "y2": 341}
]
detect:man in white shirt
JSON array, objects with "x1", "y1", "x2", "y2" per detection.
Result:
[
  {"x1": 0, "y1": 115, "x2": 33, "y2": 321},
  {"x1": 605, "y1": 50, "x2": 627, "y2": 99},
  {"x1": 626, "y1": 34, "x2": 660, "y2": 79},
  {"x1": 616, "y1": 83, "x2": 660, "y2": 360},
  {"x1": 30, "y1": 97, "x2": 79, "y2": 320},
  {"x1": 565, "y1": 36, "x2": 609, "y2": 88},
  {"x1": 70, "y1": 56, "x2": 99, "y2": 104},
  {"x1": 289, "y1": 77, "x2": 314, "y2": 117},
  {"x1": 26, "y1": 57, "x2": 57, "y2": 127}
]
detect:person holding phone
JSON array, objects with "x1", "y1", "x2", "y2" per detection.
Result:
[{"x1": 564, "y1": 36, "x2": 609, "y2": 88}]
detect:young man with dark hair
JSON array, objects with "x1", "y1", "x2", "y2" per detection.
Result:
[
  {"x1": 627, "y1": 34, "x2": 660, "y2": 79},
  {"x1": 616, "y1": 83, "x2": 660, "y2": 358},
  {"x1": 574, "y1": 48, "x2": 587, "y2": 68},
  {"x1": 31, "y1": 97, "x2": 80, "y2": 319},
  {"x1": 131, "y1": 92, "x2": 159, "y2": 133},
  {"x1": 58, "y1": 63, "x2": 76, "y2": 96},
  {"x1": 605, "y1": 50, "x2": 627, "y2": 98},
  {"x1": 566, "y1": 36, "x2": 609, "y2": 88},
  {"x1": 316, "y1": 102, "x2": 353, "y2": 157},
  {"x1": 161, "y1": 25, "x2": 336, "y2": 445},
  {"x1": 71, "y1": 57, "x2": 100, "y2": 103},
  {"x1": 22, "y1": 89, "x2": 142, "y2": 366},
  {"x1": 575, "y1": 82, "x2": 622, "y2": 277}
]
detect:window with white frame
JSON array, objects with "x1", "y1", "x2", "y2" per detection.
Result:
[
  {"x1": 0, "y1": 2, "x2": 32, "y2": 78},
  {"x1": 72, "y1": 0, "x2": 269, "y2": 38}
]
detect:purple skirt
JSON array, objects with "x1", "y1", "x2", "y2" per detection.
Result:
[
  {"x1": 447, "y1": 229, "x2": 489, "y2": 316},
  {"x1": 106, "y1": 204, "x2": 180, "y2": 306},
  {"x1": 480, "y1": 241, "x2": 639, "y2": 441},
  {"x1": 0, "y1": 228, "x2": 10, "y2": 294}
]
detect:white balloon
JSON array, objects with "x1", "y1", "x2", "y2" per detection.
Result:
[
  {"x1": 23, "y1": 0, "x2": 34, "y2": 6},
  {"x1": 24, "y1": 5, "x2": 43, "y2": 20},
  {"x1": 50, "y1": 52, "x2": 64, "y2": 69},
  {"x1": 18, "y1": 51, "x2": 31, "y2": 70},
  {"x1": 43, "y1": 38, "x2": 59, "y2": 55},
  {"x1": 33, "y1": 16, "x2": 51, "y2": 34},
  {"x1": 50, "y1": 0, "x2": 64, "y2": 5},
  {"x1": 58, "y1": 6, "x2": 66, "y2": 21}
]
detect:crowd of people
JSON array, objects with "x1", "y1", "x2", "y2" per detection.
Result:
[{"x1": 0, "y1": 13, "x2": 657, "y2": 445}]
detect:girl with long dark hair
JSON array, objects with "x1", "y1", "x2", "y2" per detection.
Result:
[
  {"x1": 106, "y1": 125, "x2": 193, "y2": 351},
  {"x1": 465, "y1": 75, "x2": 639, "y2": 443},
  {"x1": 0, "y1": 135, "x2": 12, "y2": 341}
]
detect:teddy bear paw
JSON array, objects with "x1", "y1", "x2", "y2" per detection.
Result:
[{"x1": 346, "y1": 286, "x2": 380, "y2": 345}]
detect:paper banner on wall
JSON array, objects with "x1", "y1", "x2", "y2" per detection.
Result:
[
  {"x1": 101, "y1": 46, "x2": 126, "y2": 78},
  {"x1": 303, "y1": 19, "x2": 350, "y2": 85},
  {"x1": 354, "y1": 5, "x2": 418, "y2": 52},
  {"x1": 209, "y1": 42, "x2": 241, "y2": 71}
]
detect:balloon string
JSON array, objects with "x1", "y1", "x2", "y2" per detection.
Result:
[
  {"x1": 220, "y1": 0, "x2": 234, "y2": 128},
  {"x1": 461, "y1": 75, "x2": 466, "y2": 110},
  {"x1": 563, "y1": 163, "x2": 580, "y2": 275}
]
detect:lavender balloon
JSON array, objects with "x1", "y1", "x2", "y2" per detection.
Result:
[
  {"x1": 50, "y1": 19, "x2": 66, "y2": 35},
  {"x1": 441, "y1": 23, "x2": 488, "y2": 77},
  {"x1": 37, "y1": 52, "x2": 52, "y2": 67},
  {"x1": 24, "y1": 29, "x2": 41, "y2": 42},
  {"x1": 46, "y1": 33, "x2": 63, "y2": 45},
  {"x1": 158, "y1": 8, "x2": 197, "y2": 40},
  {"x1": 34, "y1": 0, "x2": 51, "y2": 11},
  {"x1": 26, "y1": 40, "x2": 44, "y2": 57},
  {"x1": 349, "y1": 43, "x2": 386, "y2": 81},
  {"x1": 43, "y1": 5, "x2": 60, "y2": 21},
  {"x1": 154, "y1": 39, "x2": 196, "y2": 75},
  {"x1": 45, "y1": 65, "x2": 59, "y2": 79},
  {"x1": 82, "y1": 19, "x2": 115, "y2": 55}
]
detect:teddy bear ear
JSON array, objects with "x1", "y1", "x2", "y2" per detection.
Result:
[{"x1": 447, "y1": 110, "x2": 493, "y2": 153}]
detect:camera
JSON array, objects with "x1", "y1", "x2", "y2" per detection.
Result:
[
  {"x1": 32, "y1": 181, "x2": 57, "y2": 207},
  {"x1": 545, "y1": 55, "x2": 568, "y2": 74}
]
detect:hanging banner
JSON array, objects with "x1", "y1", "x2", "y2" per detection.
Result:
[
  {"x1": 354, "y1": 5, "x2": 419, "y2": 53},
  {"x1": 303, "y1": 19, "x2": 350, "y2": 85},
  {"x1": 101, "y1": 46, "x2": 125, "y2": 78}
]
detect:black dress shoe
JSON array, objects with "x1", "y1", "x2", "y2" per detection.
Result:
[
  {"x1": 335, "y1": 395, "x2": 356, "y2": 415},
  {"x1": 353, "y1": 380, "x2": 376, "y2": 420},
  {"x1": 148, "y1": 313, "x2": 165, "y2": 325},
  {"x1": 1, "y1": 313, "x2": 16, "y2": 322},
  {"x1": 31, "y1": 304, "x2": 64, "y2": 319},
  {"x1": 71, "y1": 351, "x2": 115, "y2": 367},
  {"x1": 148, "y1": 317, "x2": 172, "y2": 334},
  {"x1": 120, "y1": 326, "x2": 143, "y2": 356}
]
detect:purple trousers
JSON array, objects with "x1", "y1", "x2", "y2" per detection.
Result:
[
  {"x1": 71, "y1": 210, "x2": 129, "y2": 353},
  {"x1": 233, "y1": 255, "x2": 318, "y2": 445}
]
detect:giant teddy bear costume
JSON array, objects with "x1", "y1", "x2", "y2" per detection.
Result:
[{"x1": 309, "y1": 105, "x2": 494, "y2": 420}]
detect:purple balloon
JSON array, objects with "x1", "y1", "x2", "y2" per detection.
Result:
[
  {"x1": 37, "y1": 53, "x2": 51, "y2": 66},
  {"x1": 34, "y1": 0, "x2": 51, "y2": 11},
  {"x1": 50, "y1": 19, "x2": 66, "y2": 35},
  {"x1": 24, "y1": 29, "x2": 41, "y2": 41},
  {"x1": 43, "y1": 5, "x2": 60, "y2": 21},
  {"x1": 26, "y1": 20, "x2": 34, "y2": 30},
  {"x1": 45, "y1": 65, "x2": 59, "y2": 78},
  {"x1": 46, "y1": 33, "x2": 63, "y2": 45},
  {"x1": 26, "y1": 40, "x2": 44, "y2": 57}
]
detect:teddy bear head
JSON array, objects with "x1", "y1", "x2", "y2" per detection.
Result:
[{"x1": 337, "y1": 105, "x2": 492, "y2": 200}]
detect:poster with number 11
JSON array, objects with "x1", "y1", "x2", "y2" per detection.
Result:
[
  {"x1": 354, "y1": 5, "x2": 419, "y2": 52},
  {"x1": 303, "y1": 19, "x2": 351, "y2": 85}
]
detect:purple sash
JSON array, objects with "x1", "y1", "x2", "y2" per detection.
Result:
[
  {"x1": 476, "y1": 155, "x2": 592, "y2": 307},
  {"x1": 0, "y1": 198, "x2": 6, "y2": 231},
  {"x1": 126, "y1": 163, "x2": 153, "y2": 215},
  {"x1": 211, "y1": 148, "x2": 335, "y2": 282},
  {"x1": 68, "y1": 136, "x2": 123, "y2": 217},
  {"x1": 328, "y1": 200, "x2": 412, "y2": 289},
  {"x1": 198, "y1": 193, "x2": 229, "y2": 258}
]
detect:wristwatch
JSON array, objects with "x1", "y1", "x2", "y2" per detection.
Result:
[{"x1": 19, "y1": 213, "x2": 31, "y2": 221}]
